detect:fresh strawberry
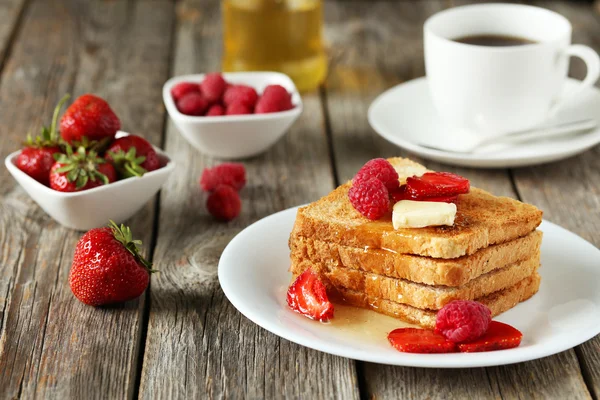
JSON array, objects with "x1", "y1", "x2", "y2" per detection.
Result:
[
  {"x1": 388, "y1": 328, "x2": 457, "y2": 353},
  {"x1": 69, "y1": 221, "x2": 154, "y2": 306},
  {"x1": 458, "y1": 321, "x2": 523, "y2": 352},
  {"x1": 406, "y1": 172, "x2": 470, "y2": 198},
  {"x1": 287, "y1": 269, "x2": 334, "y2": 322},
  {"x1": 60, "y1": 94, "x2": 121, "y2": 144},
  {"x1": 16, "y1": 94, "x2": 70, "y2": 185},
  {"x1": 106, "y1": 135, "x2": 160, "y2": 178},
  {"x1": 390, "y1": 185, "x2": 459, "y2": 203},
  {"x1": 200, "y1": 73, "x2": 227, "y2": 104},
  {"x1": 49, "y1": 146, "x2": 117, "y2": 192},
  {"x1": 171, "y1": 82, "x2": 200, "y2": 102}
]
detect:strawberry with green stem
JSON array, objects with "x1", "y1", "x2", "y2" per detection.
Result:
[
  {"x1": 70, "y1": 220, "x2": 155, "y2": 306},
  {"x1": 16, "y1": 94, "x2": 70, "y2": 185},
  {"x1": 105, "y1": 135, "x2": 160, "y2": 178},
  {"x1": 49, "y1": 145, "x2": 116, "y2": 192}
]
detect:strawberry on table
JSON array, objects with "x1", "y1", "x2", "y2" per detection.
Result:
[
  {"x1": 60, "y1": 94, "x2": 121, "y2": 144},
  {"x1": 106, "y1": 135, "x2": 160, "y2": 178},
  {"x1": 286, "y1": 268, "x2": 334, "y2": 322},
  {"x1": 70, "y1": 221, "x2": 154, "y2": 306},
  {"x1": 49, "y1": 146, "x2": 116, "y2": 192},
  {"x1": 16, "y1": 94, "x2": 70, "y2": 185},
  {"x1": 388, "y1": 328, "x2": 457, "y2": 353}
]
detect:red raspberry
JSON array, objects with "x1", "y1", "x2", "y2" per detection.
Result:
[
  {"x1": 206, "y1": 104, "x2": 225, "y2": 116},
  {"x1": 171, "y1": 82, "x2": 200, "y2": 102},
  {"x1": 206, "y1": 185, "x2": 241, "y2": 221},
  {"x1": 223, "y1": 85, "x2": 258, "y2": 108},
  {"x1": 348, "y1": 177, "x2": 390, "y2": 220},
  {"x1": 260, "y1": 84, "x2": 293, "y2": 110},
  {"x1": 255, "y1": 96, "x2": 282, "y2": 114},
  {"x1": 353, "y1": 158, "x2": 400, "y2": 191},
  {"x1": 200, "y1": 73, "x2": 227, "y2": 104},
  {"x1": 176, "y1": 92, "x2": 208, "y2": 116},
  {"x1": 226, "y1": 102, "x2": 252, "y2": 115},
  {"x1": 200, "y1": 163, "x2": 246, "y2": 192},
  {"x1": 435, "y1": 300, "x2": 492, "y2": 343}
]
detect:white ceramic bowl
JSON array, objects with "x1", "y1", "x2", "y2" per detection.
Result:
[
  {"x1": 163, "y1": 72, "x2": 303, "y2": 159},
  {"x1": 5, "y1": 132, "x2": 175, "y2": 231}
]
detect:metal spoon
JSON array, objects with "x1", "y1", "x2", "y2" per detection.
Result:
[{"x1": 418, "y1": 118, "x2": 598, "y2": 154}]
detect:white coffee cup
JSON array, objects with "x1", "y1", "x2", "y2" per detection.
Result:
[{"x1": 424, "y1": 3, "x2": 600, "y2": 136}]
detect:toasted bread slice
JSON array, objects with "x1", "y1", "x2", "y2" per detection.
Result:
[
  {"x1": 332, "y1": 273, "x2": 541, "y2": 329},
  {"x1": 291, "y1": 158, "x2": 542, "y2": 259},
  {"x1": 290, "y1": 251, "x2": 539, "y2": 310},
  {"x1": 296, "y1": 273, "x2": 541, "y2": 329},
  {"x1": 290, "y1": 230, "x2": 542, "y2": 286}
]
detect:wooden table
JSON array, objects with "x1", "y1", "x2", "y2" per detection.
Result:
[{"x1": 1, "y1": 0, "x2": 599, "y2": 398}]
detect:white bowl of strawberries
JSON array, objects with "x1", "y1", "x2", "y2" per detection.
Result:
[
  {"x1": 163, "y1": 72, "x2": 303, "y2": 159},
  {"x1": 5, "y1": 94, "x2": 174, "y2": 231}
]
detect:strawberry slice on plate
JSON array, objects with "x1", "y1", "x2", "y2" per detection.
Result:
[
  {"x1": 388, "y1": 328, "x2": 457, "y2": 353},
  {"x1": 458, "y1": 321, "x2": 523, "y2": 352},
  {"x1": 406, "y1": 172, "x2": 470, "y2": 198},
  {"x1": 287, "y1": 269, "x2": 334, "y2": 322}
]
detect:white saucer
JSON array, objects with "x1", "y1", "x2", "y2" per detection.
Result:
[
  {"x1": 368, "y1": 77, "x2": 600, "y2": 168},
  {"x1": 218, "y1": 206, "x2": 600, "y2": 368}
]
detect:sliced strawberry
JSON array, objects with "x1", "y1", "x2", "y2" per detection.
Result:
[
  {"x1": 406, "y1": 172, "x2": 470, "y2": 198},
  {"x1": 388, "y1": 328, "x2": 457, "y2": 353},
  {"x1": 458, "y1": 321, "x2": 522, "y2": 353},
  {"x1": 287, "y1": 269, "x2": 334, "y2": 322},
  {"x1": 390, "y1": 185, "x2": 459, "y2": 203}
]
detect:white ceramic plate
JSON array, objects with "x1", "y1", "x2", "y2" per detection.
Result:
[
  {"x1": 219, "y1": 206, "x2": 600, "y2": 368},
  {"x1": 368, "y1": 77, "x2": 600, "y2": 168}
]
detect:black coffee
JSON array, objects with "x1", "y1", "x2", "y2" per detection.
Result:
[{"x1": 453, "y1": 34, "x2": 536, "y2": 47}]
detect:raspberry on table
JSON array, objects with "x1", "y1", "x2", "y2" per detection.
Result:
[
  {"x1": 206, "y1": 185, "x2": 241, "y2": 221},
  {"x1": 348, "y1": 177, "x2": 390, "y2": 220},
  {"x1": 226, "y1": 102, "x2": 252, "y2": 115},
  {"x1": 353, "y1": 158, "x2": 400, "y2": 191},
  {"x1": 435, "y1": 300, "x2": 492, "y2": 343},
  {"x1": 171, "y1": 82, "x2": 200, "y2": 102},
  {"x1": 176, "y1": 92, "x2": 208, "y2": 116},
  {"x1": 206, "y1": 104, "x2": 225, "y2": 116},
  {"x1": 223, "y1": 85, "x2": 259, "y2": 108},
  {"x1": 200, "y1": 73, "x2": 227, "y2": 104},
  {"x1": 200, "y1": 163, "x2": 246, "y2": 192}
]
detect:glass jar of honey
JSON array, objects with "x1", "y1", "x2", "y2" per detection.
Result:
[{"x1": 222, "y1": 0, "x2": 327, "y2": 92}]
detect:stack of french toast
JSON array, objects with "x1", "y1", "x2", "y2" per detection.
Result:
[{"x1": 288, "y1": 158, "x2": 543, "y2": 328}]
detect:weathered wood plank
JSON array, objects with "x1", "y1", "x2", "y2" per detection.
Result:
[
  {"x1": 323, "y1": 1, "x2": 594, "y2": 399},
  {"x1": 139, "y1": 1, "x2": 359, "y2": 399},
  {"x1": 511, "y1": 2, "x2": 600, "y2": 398},
  {"x1": 0, "y1": 0, "x2": 28, "y2": 69},
  {"x1": 0, "y1": 0, "x2": 174, "y2": 398}
]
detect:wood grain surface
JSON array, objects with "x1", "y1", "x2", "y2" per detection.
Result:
[
  {"x1": 0, "y1": 0, "x2": 173, "y2": 398},
  {"x1": 0, "y1": 0, "x2": 598, "y2": 399},
  {"x1": 138, "y1": 1, "x2": 358, "y2": 399}
]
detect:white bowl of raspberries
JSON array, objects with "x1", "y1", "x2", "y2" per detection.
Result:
[
  {"x1": 163, "y1": 71, "x2": 303, "y2": 159},
  {"x1": 5, "y1": 94, "x2": 174, "y2": 231}
]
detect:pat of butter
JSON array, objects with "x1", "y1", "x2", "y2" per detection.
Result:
[
  {"x1": 390, "y1": 163, "x2": 428, "y2": 184},
  {"x1": 392, "y1": 200, "x2": 457, "y2": 229}
]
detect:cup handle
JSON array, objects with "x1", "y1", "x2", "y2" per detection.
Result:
[{"x1": 550, "y1": 44, "x2": 600, "y2": 115}]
